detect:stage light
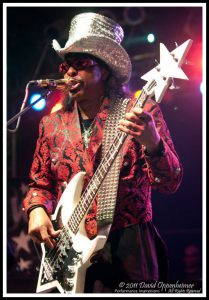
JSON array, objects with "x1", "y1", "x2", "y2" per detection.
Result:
[
  {"x1": 187, "y1": 42, "x2": 202, "y2": 80},
  {"x1": 134, "y1": 90, "x2": 142, "y2": 99},
  {"x1": 29, "y1": 93, "x2": 46, "y2": 111},
  {"x1": 51, "y1": 102, "x2": 63, "y2": 114},
  {"x1": 147, "y1": 33, "x2": 155, "y2": 43}
]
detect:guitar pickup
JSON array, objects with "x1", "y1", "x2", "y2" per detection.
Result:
[
  {"x1": 66, "y1": 278, "x2": 74, "y2": 288},
  {"x1": 67, "y1": 265, "x2": 75, "y2": 277}
]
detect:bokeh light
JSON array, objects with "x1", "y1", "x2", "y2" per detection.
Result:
[
  {"x1": 29, "y1": 93, "x2": 46, "y2": 111},
  {"x1": 147, "y1": 33, "x2": 155, "y2": 43}
]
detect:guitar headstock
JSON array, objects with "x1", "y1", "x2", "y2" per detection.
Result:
[{"x1": 141, "y1": 39, "x2": 193, "y2": 103}]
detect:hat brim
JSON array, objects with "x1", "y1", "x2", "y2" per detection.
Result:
[{"x1": 52, "y1": 36, "x2": 132, "y2": 84}]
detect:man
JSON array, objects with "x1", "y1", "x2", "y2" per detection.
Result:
[{"x1": 23, "y1": 12, "x2": 182, "y2": 293}]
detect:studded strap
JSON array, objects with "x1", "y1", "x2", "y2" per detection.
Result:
[{"x1": 97, "y1": 97, "x2": 129, "y2": 228}]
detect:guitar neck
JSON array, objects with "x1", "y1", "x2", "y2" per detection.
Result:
[{"x1": 68, "y1": 87, "x2": 152, "y2": 233}]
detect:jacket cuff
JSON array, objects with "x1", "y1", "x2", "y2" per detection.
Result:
[{"x1": 143, "y1": 138, "x2": 165, "y2": 158}]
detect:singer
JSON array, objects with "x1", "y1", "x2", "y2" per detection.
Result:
[{"x1": 23, "y1": 12, "x2": 182, "y2": 293}]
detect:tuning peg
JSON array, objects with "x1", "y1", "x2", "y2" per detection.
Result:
[
  {"x1": 169, "y1": 78, "x2": 180, "y2": 90},
  {"x1": 174, "y1": 41, "x2": 193, "y2": 65},
  {"x1": 154, "y1": 59, "x2": 161, "y2": 71},
  {"x1": 67, "y1": 265, "x2": 75, "y2": 277},
  {"x1": 155, "y1": 59, "x2": 159, "y2": 64}
]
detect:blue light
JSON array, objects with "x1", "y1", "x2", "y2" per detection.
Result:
[
  {"x1": 147, "y1": 33, "x2": 155, "y2": 43},
  {"x1": 29, "y1": 93, "x2": 46, "y2": 111}
]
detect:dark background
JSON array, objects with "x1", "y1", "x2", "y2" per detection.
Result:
[{"x1": 6, "y1": 5, "x2": 203, "y2": 293}]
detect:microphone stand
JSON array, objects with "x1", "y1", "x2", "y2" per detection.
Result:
[{"x1": 7, "y1": 88, "x2": 51, "y2": 128}]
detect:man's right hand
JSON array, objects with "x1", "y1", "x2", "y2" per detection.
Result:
[{"x1": 28, "y1": 207, "x2": 61, "y2": 249}]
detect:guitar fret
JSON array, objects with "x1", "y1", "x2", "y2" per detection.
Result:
[
  {"x1": 76, "y1": 203, "x2": 86, "y2": 216},
  {"x1": 88, "y1": 183, "x2": 96, "y2": 194},
  {"x1": 91, "y1": 179, "x2": 98, "y2": 190},
  {"x1": 94, "y1": 173, "x2": 101, "y2": 185},
  {"x1": 115, "y1": 133, "x2": 126, "y2": 145},
  {"x1": 69, "y1": 222, "x2": 76, "y2": 233},
  {"x1": 94, "y1": 168, "x2": 103, "y2": 183},
  {"x1": 102, "y1": 155, "x2": 111, "y2": 167},
  {"x1": 69, "y1": 216, "x2": 77, "y2": 233},
  {"x1": 71, "y1": 208, "x2": 82, "y2": 224},
  {"x1": 100, "y1": 163, "x2": 108, "y2": 174},
  {"x1": 69, "y1": 198, "x2": 91, "y2": 231}
]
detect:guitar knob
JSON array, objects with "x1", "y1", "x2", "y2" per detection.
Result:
[
  {"x1": 65, "y1": 240, "x2": 73, "y2": 250},
  {"x1": 58, "y1": 256, "x2": 64, "y2": 264},
  {"x1": 75, "y1": 251, "x2": 83, "y2": 260},
  {"x1": 66, "y1": 278, "x2": 74, "y2": 288},
  {"x1": 61, "y1": 249, "x2": 67, "y2": 256},
  {"x1": 72, "y1": 257, "x2": 79, "y2": 264},
  {"x1": 54, "y1": 261, "x2": 61, "y2": 271},
  {"x1": 68, "y1": 265, "x2": 75, "y2": 272},
  {"x1": 67, "y1": 265, "x2": 75, "y2": 277}
]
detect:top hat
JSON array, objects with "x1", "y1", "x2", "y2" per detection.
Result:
[{"x1": 52, "y1": 12, "x2": 132, "y2": 84}]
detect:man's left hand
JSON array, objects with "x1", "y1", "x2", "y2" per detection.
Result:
[{"x1": 118, "y1": 107, "x2": 161, "y2": 156}]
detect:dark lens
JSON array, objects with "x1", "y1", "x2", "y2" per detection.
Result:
[
  {"x1": 71, "y1": 59, "x2": 83, "y2": 70},
  {"x1": 61, "y1": 56, "x2": 98, "y2": 72},
  {"x1": 72, "y1": 58, "x2": 92, "y2": 69}
]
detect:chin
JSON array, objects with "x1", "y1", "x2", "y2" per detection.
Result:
[{"x1": 71, "y1": 90, "x2": 85, "y2": 102}]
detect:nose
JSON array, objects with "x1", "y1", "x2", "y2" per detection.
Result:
[{"x1": 66, "y1": 66, "x2": 78, "y2": 77}]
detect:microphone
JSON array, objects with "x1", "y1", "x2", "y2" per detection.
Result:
[{"x1": 29, "y1": 79, "x2": 72, "y2": 90}]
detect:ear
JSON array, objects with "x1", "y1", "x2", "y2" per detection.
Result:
[{"x1": 100, "y1": 67, "x2": 110, "y2": 81}]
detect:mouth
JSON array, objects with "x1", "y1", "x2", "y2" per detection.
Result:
[{"x1": 68, "y1": 79, "x2": 83, "y2": 93}]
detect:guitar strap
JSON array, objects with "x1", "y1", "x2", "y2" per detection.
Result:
[{"x1": 97, "y1": 97, "x2": 129, "y2": 234}]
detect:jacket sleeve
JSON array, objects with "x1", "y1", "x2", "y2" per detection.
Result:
[
  {"x1": 22, "y1": 116, "x2": 57, "y2": 215},
  {"x1": 142, "y1": 100, "x2": 183, "y2": 194}
]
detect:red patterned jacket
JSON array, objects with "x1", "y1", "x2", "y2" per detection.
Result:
[{"x1": 23, "y1": 97, "x2": 182, "y2": 235}]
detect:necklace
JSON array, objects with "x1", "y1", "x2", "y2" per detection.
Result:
[
  {"x1": 80, "y1": 118, "x2": 95, "y2": 148},
  {"x1": 79, "y1": 95, "x2": 105, "y2": 148}
]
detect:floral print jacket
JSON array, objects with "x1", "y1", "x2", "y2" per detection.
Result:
[{"x1": 23, "y1": 97, "x2": 182, "y2": 234}]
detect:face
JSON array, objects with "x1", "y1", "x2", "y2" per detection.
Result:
[{"x1": 59, "y1": 54, "x2": 109, "y2": 103}]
